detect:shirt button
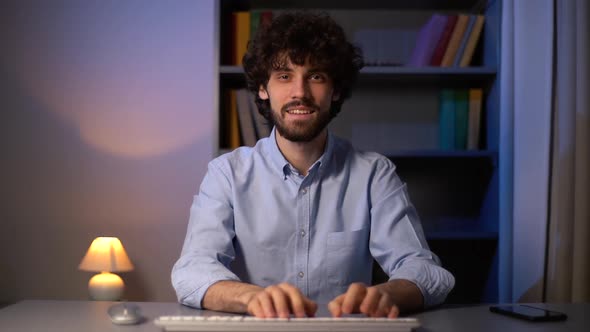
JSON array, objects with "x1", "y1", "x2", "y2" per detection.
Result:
[
  {"x1": 298, "y1": 271, "x2": 304, "y2": 278},
  {"x1": 300, "y1": 230, "x2": 306, "y2": 237},
  {"x1": 300, "y1": 188, "x2": 307, "y2": 195}
]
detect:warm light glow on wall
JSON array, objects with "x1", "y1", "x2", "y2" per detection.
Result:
[{"x1": 3, "y1": 2, "x2": 214, "y2": 159}]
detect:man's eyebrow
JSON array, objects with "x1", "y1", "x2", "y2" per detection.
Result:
[
  {"x1": 271, "y1": 65, "x2": 293, "y2": 72},
  {"x1": 307, "y1": 67, "x2": 328, "y2": 73}
]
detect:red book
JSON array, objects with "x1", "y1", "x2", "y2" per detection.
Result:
[
  {"x1": 430, "y1": 15, "x2": 458, "y2": 66},
  {"x1": 260, "y1": 11, "x2": 273, "y2": 28},
  {"x1": 224, "y1": 13, "x2": 236, "y2": 65}
]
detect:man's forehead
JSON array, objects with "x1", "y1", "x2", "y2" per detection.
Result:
[{"x1": 270, "y1": 56, "x2": 326, "y2": 72}]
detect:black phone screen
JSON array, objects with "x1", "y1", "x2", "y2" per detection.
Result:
[{"x1": 490, "y1": 305, "x2": 567, "y2": 321}]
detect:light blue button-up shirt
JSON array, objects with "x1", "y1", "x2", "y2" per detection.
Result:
[{"x1": 172, "y1": 129, "x2": 454, "y2": 309}]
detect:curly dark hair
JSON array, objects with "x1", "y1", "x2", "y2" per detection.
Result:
[{"x1": 242, "y1": 11, "x2": 364, "y2": 121}]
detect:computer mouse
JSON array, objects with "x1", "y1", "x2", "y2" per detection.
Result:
[{"x1": 107, "y1": 303, "x2": 143, "y2": 325}]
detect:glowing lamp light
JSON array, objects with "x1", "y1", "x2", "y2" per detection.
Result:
[{"x1": 79, "y1": 237, "x2": 134, "y2": 301}]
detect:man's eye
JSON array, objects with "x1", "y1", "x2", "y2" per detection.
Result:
[
  {"x1": 277, "y1": 74, "x2": 290, "y2": 80},
  {"x1": 310, "y1": 74, "x2": 325, "y2": 81}
]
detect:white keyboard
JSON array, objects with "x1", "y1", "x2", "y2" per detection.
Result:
[{"x1": 154, "y1": 315, "x2": 420, "y2": 332}]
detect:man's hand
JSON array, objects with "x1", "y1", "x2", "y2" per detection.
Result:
[
  {"x1": 328, "y1": 283, "x2": 400, "y2": 318},
  {"x1": 246, "y1": 282, "x2": 318, "y2": 318}
]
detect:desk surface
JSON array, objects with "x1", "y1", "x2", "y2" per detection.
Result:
[{"x1": 0, "y1": 300, "x2": 587, "y2": 332}]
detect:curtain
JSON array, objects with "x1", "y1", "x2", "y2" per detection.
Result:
[
  {"x1": 545, "y1": 0, "x2": 590, "y2": 302},
  {"x1": 503, "y1": 0, "x2": 554, "y2": 303}
]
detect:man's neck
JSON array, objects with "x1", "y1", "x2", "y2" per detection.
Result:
[{"x1": 275, "y1": 130, "x2": 328, "y2": 177}]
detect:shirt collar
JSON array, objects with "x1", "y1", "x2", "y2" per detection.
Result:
[{"x1": 263, "y1": 127, "x2": 335, "y2": 179}]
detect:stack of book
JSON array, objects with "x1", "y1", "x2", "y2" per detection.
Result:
[
  {"x1": 408, "y1": 14, "x2": 485, "y2": 67},
  {"x1": 439, "y1": 88, "x2": 483, "y2": 150},
  {"x1": 228, "y1": 10, "x2": 273, "y2": 65},
  {"x1": 221, "y1": 89, "x2": 272, "y2": 150},
  {"x1": 221, "y1": 11, "x2": 274, "y2": 149}
]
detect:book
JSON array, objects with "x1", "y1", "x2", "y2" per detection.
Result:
[
  {"x1": 250, "y1": 10, "x2": 272, "y2": 39},
  {"x1": 260, "y1": 11, "x2": 273, "y2": 29},
  {"x1": 407, "y1": 14, "x2": 448, "y2": 67},
  {"x1": 454, "y1": 89, "x2": 469, "y2": 149},
  {"x1": 440, "y1": 15, "x2": 470, "y2": 67},
  {"x1": 467, "y1": 88, "x2": 483, "y2": 150},
  {"x1": 250, "y1": 10, "x2": 261, "y2": 39},
  {"x1": 459, "y1": 15, "x2": 485, "y2": 67},
  {"x1": 453, "y1": 15, "x2": 477, "y2": 67},
  {"x1": 235, "y1": 89, "x2": 258, "y2": 147},
  {"x1": 430, "y1": 15, "x2": 458, "y2": 66},
  {"x1": 248, "y1": 92, "x2": 271, "y2": 139},
  {"x1": 439, "y1": 89, "x2": 455, "y2": 150},
  {"x1": 233, "y1": 11, "x2": 250, "y2": 65},
  {"x1": 223, "y1": 12, "x2": 237, "y2": 66},
  {"x1": 228, "y1": 90, "x2": 241, "y2": 149}
]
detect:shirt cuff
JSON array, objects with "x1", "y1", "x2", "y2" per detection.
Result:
[
  {"x1": 388, "y1": 261, "x2": 455, "y2": 308},
  {"x1": 176, "y1": 274, "x2": 241, "y2": 309}
]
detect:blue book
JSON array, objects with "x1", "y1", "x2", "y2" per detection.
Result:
[
  {"x1": 453, "y1": 15, "x2": 476, "y2": 67},
  {"x1": 454, "y1": 89, "x2": 469, "y2": 150},
  {"x1": 439, "y1": 89, "x2": 455, "y2": 150}
]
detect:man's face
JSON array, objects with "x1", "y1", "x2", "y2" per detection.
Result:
[{"x1": 259, "y1": 58, "x2": 339, "y2": 142}]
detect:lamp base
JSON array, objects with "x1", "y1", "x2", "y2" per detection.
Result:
[{"x1": 88, "y1": 272, "x2": 125, "y2": 301}]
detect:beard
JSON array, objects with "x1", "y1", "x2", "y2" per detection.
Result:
[{"x1": 270, "y1": 98, "x2": 332, "y2": 142}]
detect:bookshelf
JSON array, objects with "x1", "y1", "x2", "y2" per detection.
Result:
[{"x1": 216, "y1": 0, "x2": 503, "y2": 304}]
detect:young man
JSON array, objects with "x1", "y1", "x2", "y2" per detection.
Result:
[{"x1": 172, "y1": 12, "x2": 454, "y2": 318}]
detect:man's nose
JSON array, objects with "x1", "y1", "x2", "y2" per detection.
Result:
[{"x1": 290, "y1": 77, "x2": 309, "y2": 99}]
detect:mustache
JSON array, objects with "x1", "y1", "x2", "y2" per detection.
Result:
[{"x1": 281, "y1": 99, "x2": 320, "y2": 112}]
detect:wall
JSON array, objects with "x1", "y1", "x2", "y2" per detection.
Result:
[{"x1": 0, "y1": 0, "x2": 217, "y2": 302}]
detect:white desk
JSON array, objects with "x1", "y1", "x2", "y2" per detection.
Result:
[{"x1": 0, "y1": 300, "x2": 587, "y2": 332}]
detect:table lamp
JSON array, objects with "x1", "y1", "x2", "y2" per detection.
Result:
[{"x1": 78, "y1": 237, "x2": 134, "y2": 301}]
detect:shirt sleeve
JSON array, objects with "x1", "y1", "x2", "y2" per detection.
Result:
[
  {"x1": 368, "y1": 157, "x2": 455, "y2": 308},
  {"x1": 171, "y1": 158, "x2": 240, "y2": 309}
]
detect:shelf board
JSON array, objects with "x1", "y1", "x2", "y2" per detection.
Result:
[
  {"x1": 426, "y1": 231, "x2": 498, "y2": 240},
  {"x1": 387, "y1": 150, "x2": 498, "y2": 168},
  {"x1": 219, "y1": 148, "x2": 497, "y2": 163},
  {"x1": 245, "y1": 0, "x2": 482, "y2": 11},
  {"x1": 220, "y1": 66, "x2": 497, "y2": 86},
  {"x1": 361, "y1": 66, "x2": 496, "y2": 75},
  {"x1": 384, "y1": 149, "x2": 497, "y2": 159},
  {"x1": 220, "y1": 65, "x2": 496, "y2": 75}
]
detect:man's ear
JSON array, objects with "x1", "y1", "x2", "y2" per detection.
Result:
[
  {"x1": 259, "y1": 85, "x2": 269, "y2": 100},
  {"x1": 332, "y1": 90, "x2": 340, "y2": 102}
]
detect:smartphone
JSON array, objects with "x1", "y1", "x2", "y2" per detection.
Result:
[{"x1": 489, "y1": 305, "x2": 567, "y2": 322}]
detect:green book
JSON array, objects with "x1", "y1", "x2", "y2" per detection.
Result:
[
  {"x1": 439, "y1": 89, "x2": 455, "y2": 150},
  {"x1": 250, "y1": 10, "x2": 261, "y2": 39},
  {"x1": 454, "y1": 89, "x2": 469, "y2": 150}
]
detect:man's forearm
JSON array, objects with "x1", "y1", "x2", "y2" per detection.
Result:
[
  {"x1": 202, "y1": 280, "x2": 264, "y2": 313},
  {"x1": 374, "y1": 279, "x2": 424, "y2": 314}
]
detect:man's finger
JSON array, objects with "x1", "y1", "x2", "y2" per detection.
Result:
[
  {"x1": 341, "y1": 283, "x2": 367, "y2": 314},
  {"x1": 374, "y1": 292, "x2": 393, "y2": 317},
  {"x1": 247, "y1": 298, "x2": 264, "y2": 318},
  {"x1": 278, "y1": 283, "x2": 307, "y2": 318},
  {"x1": 328, "y1": 294, "x2": 345, "y2": 317},
  {"x1": 303, "y1": 298, "x2": 318, "y2": 317},
  {"x1": 388, "y1": 305, "x2": 400, "y2": 318},
  {"x1": 279, "y1": 283, "x2": 318, "y2": 317},
  {"x1": 267, "y1": 286, "x2": 290, "y2": 318},
  {"x1": 256, "y1": 291, "x2": 276, "y2": 318},
  {"x1": 359, "y1": 287, "x2": 380, "y2": 316}
]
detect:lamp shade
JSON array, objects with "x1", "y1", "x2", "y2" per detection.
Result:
[{"x1": 79, "y1": 237, "x2": 134, "y2": 272}]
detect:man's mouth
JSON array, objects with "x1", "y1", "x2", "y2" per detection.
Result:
[
  {"x1": 282, "y1": 99, "x2": 319, "y2": 115},
  {"x1": 286, "y1": 109, "x2": 314, "y2": 115}
]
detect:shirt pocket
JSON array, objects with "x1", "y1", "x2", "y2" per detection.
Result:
[{"x1": 326, "y1": 227, "x2": 369, "y2": 287}]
